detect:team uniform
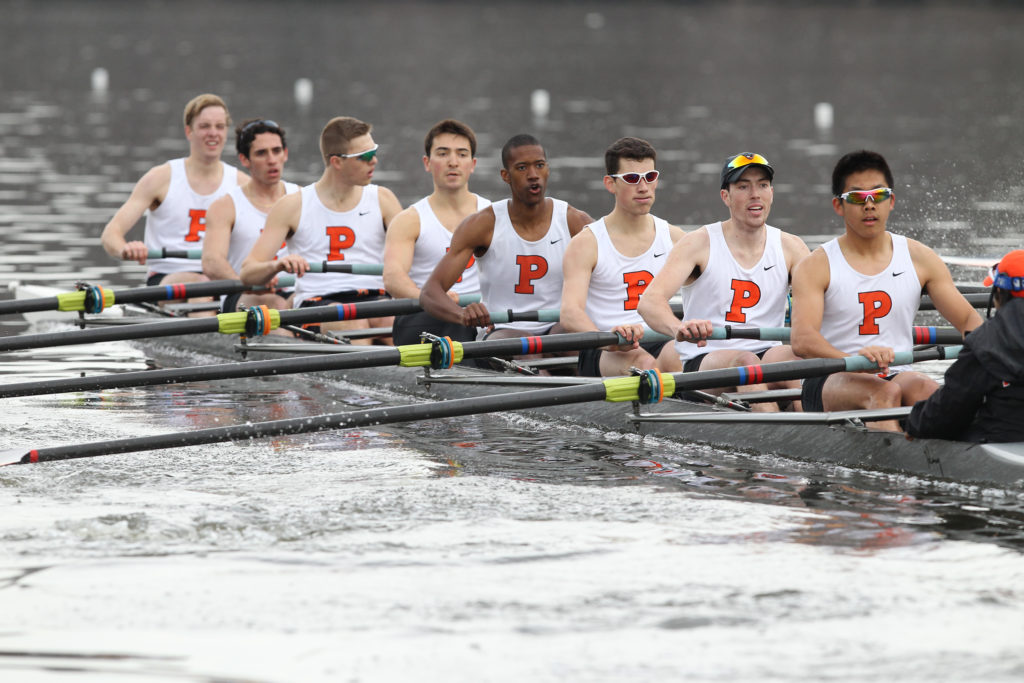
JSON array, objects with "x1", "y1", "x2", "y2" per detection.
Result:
[
  {"x1": 474, "y1": 197, "x2": 572, "y2": 338},
  {"x1": 577, "y1": 216, "x2": 675, "y2": 376},
  {"x1": 220, "y1": 181, "x2": 300, "y2": 313},
  {"x1": 392, "y1": 194, "x2": 490, "y2": 346},
  {"x1": 145, "y1": 158, "x2": 240, "y2": 285},
  {"x1": 289, "y1": 184, "x2": 389, "y2": 308},
  {"x1": 801, "y1": 232, "x2": 922, "y2": 411},
  {"x1": 676, "y1": 221, "x2": 789, "y2": 371}
]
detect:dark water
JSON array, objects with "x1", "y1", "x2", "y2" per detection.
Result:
[{"x1": 2, "y1": 2, "x2": 1024, "y2": 680}]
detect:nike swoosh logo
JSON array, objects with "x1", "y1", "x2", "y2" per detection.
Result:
[
  {"x1": 550, "y1": 238, "x2": 562, "y2": 244},
  {"x1": 359, "y1": 210, "x2": 371, "y2": 216},
  {"x1": 763, "y1": 264, "x2": 776, "y2": 271},
  {"x1": 892, "y1": 271, "x2": 904, "y2": 277},
  {"x1": 654, "y1": 252, "x2": 665, "y2": 258}
]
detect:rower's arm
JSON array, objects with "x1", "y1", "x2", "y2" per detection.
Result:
[
  {"x1": 421, "y1": 208, "x2": 494, "y2": 326},
  {"x1": 240, "y1": 193, "x2": 305, "y2": 286},
  {"x1": 559, "y1": 228, "x2": 599, "y2": 333},
  {"x1": 781, "y1": 231, "x2": 812, "y2": 275},
  {"x1": 638, "y1": 229, "x2": 703, "y2": 338},
  {"x1": 790, "y1": 248, "x2": 847, "y2": 359},
  {"x1": 912, "y1": 239, "x2": 984, "y2": 335},
  {"x1": 100, "y1": 163, "x2": 170, "y2": 264},
  {"x1": 378, "y1": 187, "x2": 403, "y2": 229},
  {"x1": 201, "y1": 194, "x2": 238, "y2": 280},
  {"x1": 382, "y1": 207, "x2": 422, "y2": 299}
]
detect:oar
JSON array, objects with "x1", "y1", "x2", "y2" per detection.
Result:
[
  {"x1": 630, "y1": 406, "x2": 912, "y2": 425},
  {"x1": 702, "y1": 325, "x2": 964, "y2": 345},
  {"x1": 144, "y1": 249, "x2": 385, "y2": 276},
  {"x1": 920, "y1": 292, "x2": 989, "y2": 310},
  {"x1": 1, "y1": 346, "x2": 960, "y2": 465},
  {"x1": 0, "y1": 296, "x2": 475, "y2": 353},
  {"x1": 0, "y1": 330, "x2": 665, "y2": 398},
  {"x1": 0, "y1": 279, "x2": 265, "y2": 317}
]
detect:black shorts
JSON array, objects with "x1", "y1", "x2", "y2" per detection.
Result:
[
  {"x1": 298, "y1": 289, "x2": 390, "y2": 307},
  {"x1": 221, "y1": 288, "x2": 293, "y2": 313},
  {"x1": 682, "y1": 348, "x2": 769, "y2": 374},
  {"x1": 801, "y1": 371, "x2": 900, "y2": 412},
  {"x1": 145, "y1": 272, "x2": 203, "y2": 287},
  {"x1": 577, "y1": 340, "x2": 670, "y2": 377},
  {"x1": 392, "y1": 310, "x2": 477, "y2": 346}
]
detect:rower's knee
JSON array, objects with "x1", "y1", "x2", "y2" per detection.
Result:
[{"x1": 867, "y1": 380, "x2": 903, "y2": 410}]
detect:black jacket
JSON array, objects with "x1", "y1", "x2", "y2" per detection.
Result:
[{"x1": 906, "y1": 297, "x2": 1024, "y2": 443}]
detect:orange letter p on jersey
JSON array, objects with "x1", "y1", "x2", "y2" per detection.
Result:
[
  {"x1": 725, "y1": 279, "x2": 761, "y2": 323},
  {"x1": 514, "y1": 255, "x2": 548, "y2": 294},
  {"x1": 858, "y1": 291, "x2": 892, "y2": 335}
]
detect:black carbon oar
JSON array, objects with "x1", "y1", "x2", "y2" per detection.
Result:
[
  {"x1": 0, "y1": 331, "x2": 642, "y2": 398},
  {"x1": 3, "y1": 346, "x2": 959, "y2": 466},
  {"x1": 919, "y1": 292, "x2": 989, "y2": 310},
  {"x1": 0, "y1": 280, "x2": 258, "y2": 317},
  {"x1": 0, "y1": 296, "x2": 477, "y2": 353}
]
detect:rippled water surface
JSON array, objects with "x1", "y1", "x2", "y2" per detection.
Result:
[{"x1": 2, "y1": 1, "x2": 1024, "y2": 681}]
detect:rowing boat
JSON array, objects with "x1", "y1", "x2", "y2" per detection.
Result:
[{"x1": 6, "y1": 282, "x2": 1023, "y2": 489}]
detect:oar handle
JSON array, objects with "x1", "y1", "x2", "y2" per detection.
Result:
[
  {"x1": 146, "y1": 248, "x2": 203, "y2": 259},
  {"x1": 306, "y1": 263, "x2": 385, "y2": 275},
  {"x1": 706, "y1": 325, "x2": 963, "y2": 345}
]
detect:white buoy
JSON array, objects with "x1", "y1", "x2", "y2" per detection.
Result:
[
  {"x1": 91, "y1": 67, "x2": 109, "y2": 94},
  {"x1": 294, "y1": 78, "x2": 313, "y2": 109},
  {"x1": 814, "y1": 102, "x2": 834, "y2": 130},
  {"x1": 530, "y1": 89, "x2": 550, "y2": 120}
]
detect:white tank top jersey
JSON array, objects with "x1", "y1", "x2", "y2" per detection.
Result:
[
  {"x1": 675, "y1": 221, "x2": 790, "y2": 362},
  {"x1": 819, "y1": 233, "x2": 921, "y2": 373},
  {"x1": 288, "y1": 184, "x2": 387, "y2": 307},
  {"x1": 585, "y1": 215, "x2": 674, "y2": 331},
  {"x1": 145, "y1": 158, "x2": 240, "y2": 275},
  {"x1": 407, "y1": 193, "x2": 490, "y2": 295},
  {"x1": 475, "y1": 197, "x2": 572, "y2": 332},
  {"x1": 225, "y1": 182, "x2": 300, "y2": 273}
]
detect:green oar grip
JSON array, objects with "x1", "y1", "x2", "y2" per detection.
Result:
[{"x1": 56, "y1": 288, "x2": 116, "y2": 313}]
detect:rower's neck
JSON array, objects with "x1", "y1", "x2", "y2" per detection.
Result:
[
  {"x1": 245, "y1": 179, "x2": 288, "y2": 204},
  {"x1": 315, "y1": 173, "x2": 362, "y2": 211},
  {"x1": 605, "y1": 206, "x2": 653, "y2": 233},
  {"x1": 507, "y1": 196, "x2": 553, "y2": 236}
]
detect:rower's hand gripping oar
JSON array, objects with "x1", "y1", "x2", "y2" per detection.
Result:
[{"x1": 2, "y1": 346, "x2": 960, "y2": 465}]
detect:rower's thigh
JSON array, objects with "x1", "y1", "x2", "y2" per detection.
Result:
[
  {"x1": 697, "y1": 348, "x2": 762, "y2": 372},
  {"x1": 821, "y1": 373, "x2": 899, "y2": 411},
  {"x1": 761, "y1": 344, "x2": 799, "y2": 363}
]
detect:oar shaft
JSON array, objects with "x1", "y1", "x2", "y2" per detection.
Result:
[
  {"x1": 667, "y1": 346, "x2": 961, "y2": 393},
  {"x1": 10, "y1": 383, "x2": 610, "y2": 464},
  {"x1": 0, "y1": 317, "x2": 220, "y2": 352},
  {"x1": 306, "y1": 263, "x2": 384, "y2": 275},
  {"x1": 0, "y1": 279, "x2": 257, "y2": 316},
  {"x1": 0, "y1": 331, "x2": 627, "y2": 398}
]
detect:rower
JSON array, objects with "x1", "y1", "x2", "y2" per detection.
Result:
[
  {"x1": 202, "y1": 119, "x2": 298, "y2": 316},
  {"x1": 905, "y1": 249, "x2": 1024, "y2": 442},
  {"x1": 638, "y1": 152, "x2": 810, "y2": 410},
  {"x1": 239, "y1": 116, "x2": 403, "y2": 344},
  {"x1": 382, "y1": 119, "x2": 490, "y2": 345},
  {"x1": 419, "y1": 134, "x2": 593, "y2": 359},
  {"x1": 560, "y1": 137, "x2": 685, "y2": 376},
  {"x1": 100, "y1": 93, "x2": 247, "y2": 290},
  {"x1": 790, "y1": 150, "x2": 983, "y2": 431}
]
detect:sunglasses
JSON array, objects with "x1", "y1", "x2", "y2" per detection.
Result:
[
  {"x1": 726, "y1": 153, "x2": 771, "y2": 170},
  {"x1": 838, "y1": 188, "x2": 894, "y2": 204},
  {"x1": 331, "y1": 143, "x2": 379, "y2": 163},
  {"x1": 609, "y1": 170, "x2": 659, "y2": 184},
  {"x1": 241, "y1": 119, "x2": 279, "y2": 132}
]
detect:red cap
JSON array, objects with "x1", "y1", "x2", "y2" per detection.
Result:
[{"x1": 983, "y1": 249, "x2": 1024, "y2": 297}]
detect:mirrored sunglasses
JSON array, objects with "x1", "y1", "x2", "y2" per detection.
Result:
[
  {"x1": 609, "y1": 170, "x2": 659, "y2": 184},
  {"x1": 332, "y1": 143, "x2": 379, "y2": 162},
  {"x1": 726, "y1": 153, "x2": 770, "y2": 170},
  {"x1": 838, "y1": 188, "x2": 894, "y2": 204}
]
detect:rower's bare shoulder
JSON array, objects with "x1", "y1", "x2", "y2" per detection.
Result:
[
  {"x1": 567, "y1": 205, "x2": 595, "y2": 235},
  {"x1": 386, "y1": 205, "x2": 422, "y2": 241},
  {"x1": 667, "y1": 223, "x2": 686, "y2": 242},
  {"x1": 793, "y1": 246, "x2": 830, "y2": 284}
]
